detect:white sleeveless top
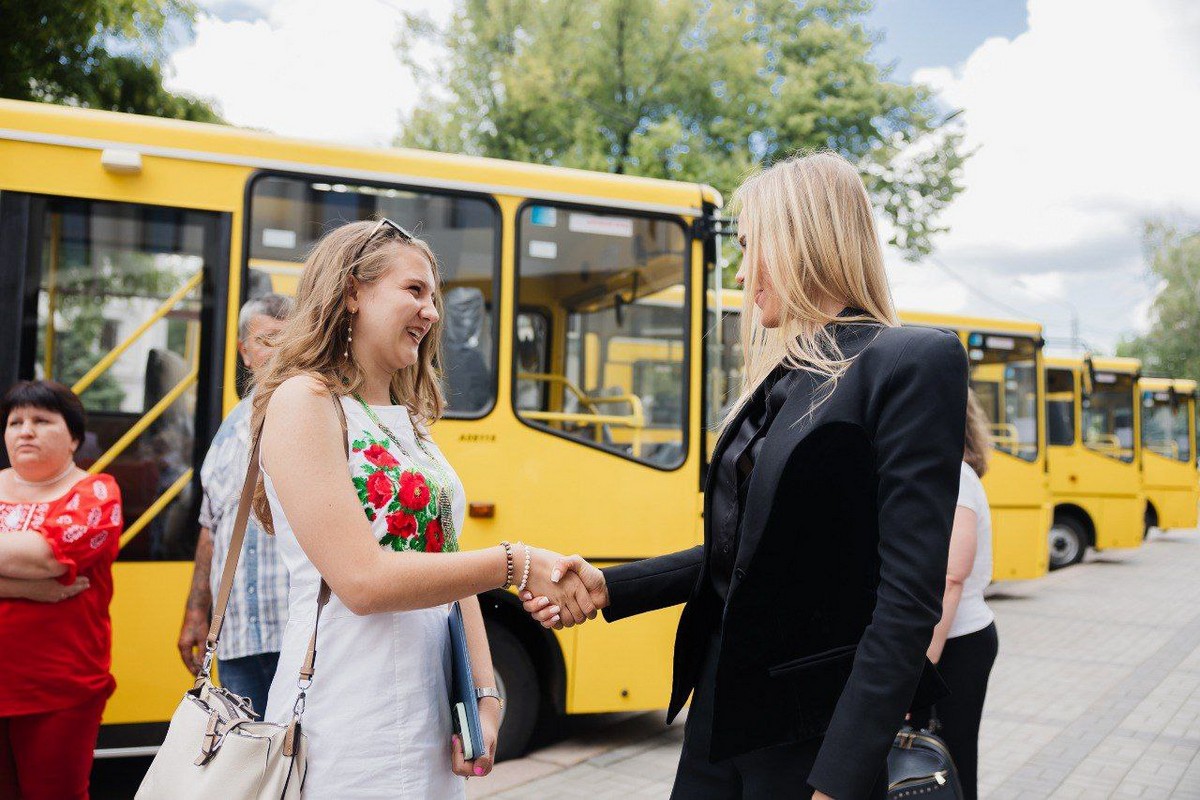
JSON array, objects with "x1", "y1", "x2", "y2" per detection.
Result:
[
  {"x1": 263, "y1": 397, "x2": 467, "y2": 799},
  {"x1": 950, "y1": 462, "x2": 995, "y2": 639}
]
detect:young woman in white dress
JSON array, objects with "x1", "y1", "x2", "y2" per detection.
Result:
[{"x1": 251, "y1": 219, "x2": 600, "y2": 798}]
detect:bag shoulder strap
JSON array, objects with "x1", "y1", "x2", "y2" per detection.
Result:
[{"x1": 199, "y1": 390, "x2": 349, "y2": 688}]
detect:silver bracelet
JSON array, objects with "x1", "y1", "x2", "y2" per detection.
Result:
[{"x1": 516, "y1": 543, "x2": 533, "y2": 592}]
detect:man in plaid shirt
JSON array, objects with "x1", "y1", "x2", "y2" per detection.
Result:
[{"x1": 177, "y1": 294, "x2": 292, "y2": 715}]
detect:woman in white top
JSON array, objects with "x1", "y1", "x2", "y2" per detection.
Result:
[
  {"x1": 251, "y1": 219, "x2": 602, "y2": 798},
  {"x1": 925, "y1": 389, "x2": 999, "y2": 800}
]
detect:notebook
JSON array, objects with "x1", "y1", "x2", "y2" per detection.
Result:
[{"x1": 448, "y1": 601, "x2": 485, "y2": 761}]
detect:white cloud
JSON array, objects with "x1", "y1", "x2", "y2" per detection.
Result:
[
  {"x1": 165, "y1": 0, "x2": 451, "y2": 147},
  {"x1": 902, "y1": 0, "x2": 1200, "y2": 351}
]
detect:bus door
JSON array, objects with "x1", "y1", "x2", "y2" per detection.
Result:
[
  {"x1": 965, "y1": 332, "x2": 1048, "y2": 578},
  {"x1": 1080, "y1": 366, "x2": 1142, "y2": 549},
  {"x1": 1141, "y1": 384, "x2": 1199, "y2": 529},
  {"x1": 511, "y1": 203, "x2": 696, "y2": 713},
  {"x1": 0, "y1": 192, "x2": 230, "y2": 737}
]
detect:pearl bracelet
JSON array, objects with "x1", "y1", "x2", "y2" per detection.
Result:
[{"x1": 516, "y1": 543, "x2": 533, "y2": 593}]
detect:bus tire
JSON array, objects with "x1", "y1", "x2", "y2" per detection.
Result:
[
  {"x1": 1049, "y1": 516, "x2": 1087, "y2": 569},
  {"x1": 1144, "y1": 504, "x2": 1158, "y2": 540},
  {"x1": 486, "y1": 621, "x2": 540, "y2": 762}
]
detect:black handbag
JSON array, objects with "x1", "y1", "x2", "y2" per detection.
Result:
[{"x1": 886, "y1": 716, "x2": 964, "y2": 800}]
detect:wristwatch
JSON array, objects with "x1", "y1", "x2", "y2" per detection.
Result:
[{"x1": 476, "y1": 687, "x2": 503, "y2": 710}]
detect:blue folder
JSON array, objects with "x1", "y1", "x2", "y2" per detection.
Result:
[{"x1": 448, "y1": 601, "x2": 485, "y2": 761}]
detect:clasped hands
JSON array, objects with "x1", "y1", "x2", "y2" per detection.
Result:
[{"x1": 519, "y1": 549, "x2": 607, "y2": 630}]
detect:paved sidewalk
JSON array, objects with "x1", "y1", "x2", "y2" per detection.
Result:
[{"x1": 469, "y1": 529, "x2": 1200, "y2": 799}]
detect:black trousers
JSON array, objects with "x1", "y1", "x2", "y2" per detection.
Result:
[
  {"x1": 934, "y1": 622, "x2": 999, "y2": 800},
  {"x1": 670, "y1": 635, "x2": 886, "y2": 799}
]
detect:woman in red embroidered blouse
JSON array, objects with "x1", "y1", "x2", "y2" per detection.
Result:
[{"x1": 0, "y1": 381, "x2": 122, "y2": 800}]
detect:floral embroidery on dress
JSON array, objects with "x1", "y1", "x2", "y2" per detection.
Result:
[{"x1": 351, "y1": 433, "x2": 458, "y2": 554}]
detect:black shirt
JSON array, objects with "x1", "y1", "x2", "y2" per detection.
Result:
[{"x1": 709, "y1": 366, "x2": 790, "y2": 599}]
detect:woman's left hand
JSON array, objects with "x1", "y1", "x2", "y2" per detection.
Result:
[{"x1": 451, "y1": 698, "x2": 500, "y2": 779}]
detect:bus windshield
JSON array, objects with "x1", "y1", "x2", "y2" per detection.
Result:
[
  {"x1": 1084, "y1": 371, "x2": 1136, "y2": 462},
  {"x1": 1141, "y1": 389, "x2": 1192, "y2": 462},
  {"x1": 967, "y1": 332, "x2": 1039, "y2": 462}
]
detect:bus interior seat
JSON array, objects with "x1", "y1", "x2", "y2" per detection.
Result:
[{"x1": 441, "y1": 287, "x2": 490, "y2": 413}]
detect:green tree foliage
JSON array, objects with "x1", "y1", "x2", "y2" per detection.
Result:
[
  {"x1": 0, "y1": 0, "x2": 221, "y2": 122},
  {"x1": 398, "y1": 0, "x2": 967, "y2": 261},
  {"x1": 1117, "y1": 219, "x2": 1200, "y2": 382}
]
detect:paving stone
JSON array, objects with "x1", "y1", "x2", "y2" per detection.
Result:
[{"x1": 472, "y1": 528, "x2": 1200, "y2": 798}]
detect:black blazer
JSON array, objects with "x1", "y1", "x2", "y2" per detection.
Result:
[{"x1": 601, "y1": 322, "x2": 968, "y2": 800}]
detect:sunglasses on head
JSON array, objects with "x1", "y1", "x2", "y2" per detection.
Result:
[{"x1": 351, "y1": 217, "x2": 416, "y2": 267}]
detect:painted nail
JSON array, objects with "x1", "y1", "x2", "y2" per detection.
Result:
[
  {"x1": 475, "y1": 767, "x2": 485, "y2": 776},
  {"x1": 549, "y1": 606, "x2": 560, "y2": 614},
  {"x1": 551, "y1": 568, "x2": 562, "y2": 583},
  {"x1": 537, "y1": 596, "x2": 550, "y2": 608},
  {"x1": 550, "y1": 614, "x2": 560, "y2": 624}
]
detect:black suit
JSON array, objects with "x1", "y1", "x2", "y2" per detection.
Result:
[{"x1": 601, "y1": 320, "x2": 969, "y2": 799}]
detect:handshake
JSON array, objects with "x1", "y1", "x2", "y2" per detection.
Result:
[{"x1": 516, "y1": 549, "x2": 609, "y2": 630}]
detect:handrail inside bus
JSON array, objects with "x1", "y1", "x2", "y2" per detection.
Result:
[
  {"x1": 87, "y1": 368, "x2": 199, "y2": 476},
  {"x1": 1145, "y1": 438, "x2": 1181, "y2": 458},
  {"x1": 518, "y1": 372, "x2": 646, "y2": 455},
  {"x1": 119, "y1": 468, "x2": 193, "y2": 549},
  {"x1": 71, "y1": 272, "x2": 203, "y2": 395}
]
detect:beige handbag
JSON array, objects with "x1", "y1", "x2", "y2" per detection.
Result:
[{"x1": 136, "y1": 396, "x2": 347, "y2": 799}]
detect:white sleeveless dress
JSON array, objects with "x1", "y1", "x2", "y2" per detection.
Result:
[{"x1": 263, "y1": 397, "x2": 467, "y2": 799}]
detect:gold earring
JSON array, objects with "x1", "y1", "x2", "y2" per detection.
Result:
[{"x1": 344, "y1": 315, "x2": 354, "y2": 360}]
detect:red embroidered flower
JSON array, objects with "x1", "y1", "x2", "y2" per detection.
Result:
[
  {"x1": 363, "y1": 443, "x2": 399, "y2": 468},
  {"x1": 367, "y1": 471, "x2": 394, "y2": 508},
  {"x1": 398, "y1": 471, "x2": 431, "y2": 511},
  {"x1": 425, "y1": 518, "x2": 444, "y2": 552},
  {"x1": 385, "y1": 511, "x2": 417, "y2": 540}
]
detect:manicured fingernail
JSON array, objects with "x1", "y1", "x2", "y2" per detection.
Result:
[
  {"x1": 550, "y1": 614, "x2": 560, "y2": 624},
  {"x1": 474, "y1": 767, "x2": 484, "y2": 776},
  {"x1": 549, "y1": 606, "x2": 560, "y2": 614},
  {"x1": 551, "y1": 569, "x2": 562, "y2": 583},
  {"x1": 537, "y1": 596, "x2": 550, "y2": 608}
]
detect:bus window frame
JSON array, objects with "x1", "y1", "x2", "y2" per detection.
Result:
[
  {"x1": 0, "y1": 191, "x2": 231, "y2": 553},
  {"x1": 511, "y1": 198, "x2": 693, "y2": 472},
  {"x1": 240, "y1": 170, "x2": 505, "y2": 420}
]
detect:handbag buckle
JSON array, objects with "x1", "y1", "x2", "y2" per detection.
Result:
[
  {"x1": 199, "y1": 643, "x2": 216, "y2": 679},
  {"x1": 293, "y1": 691, "x2": 307, "y2": 716}
]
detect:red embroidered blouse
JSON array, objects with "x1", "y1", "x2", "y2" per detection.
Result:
[{"x1": 0, "y1": 474, "x2": 122, "y2": 716}]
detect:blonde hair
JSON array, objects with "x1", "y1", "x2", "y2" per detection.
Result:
[
  {"x1": 964, "y1": 388, "x2": 992, "y2": 477},
  {"x1": 250, "y1": 220, "x2": 446, "y2": 531},
  {"x1": 724, "y1": 151, "x2": 898, "y2": 427}
]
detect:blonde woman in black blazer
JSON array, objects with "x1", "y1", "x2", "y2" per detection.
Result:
[{"x1": 522, "y1": 151, "x2": 968, "y2": 800}]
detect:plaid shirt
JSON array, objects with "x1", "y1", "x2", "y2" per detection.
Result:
[{"x1": 199, "y1": 394, "x2": 288, "y2": 660}]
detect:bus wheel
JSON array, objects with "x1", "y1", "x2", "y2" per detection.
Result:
[
  {"x1": 1144, "y1": 506, "x2": 1158, "y2": 540},
  {"x1": 486, "y1": 621, "x2": 539, "y2": 762},
  {"x1": 1049, "y1": 517, "x2": 1087, "y2": 569}
]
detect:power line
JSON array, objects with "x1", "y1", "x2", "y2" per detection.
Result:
[{"x1": 926, "y1": 257, "x2": 1032, "y2": 321}]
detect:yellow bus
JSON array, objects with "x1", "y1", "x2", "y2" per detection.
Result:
[
  {"x1": 1044, "y1": 356, "x2": 1145, "y2": 568},
  {"x1": 1139, "y1": 377, "x2": 1199, "y2": 533},
  {"x1": 0, "y1": 98, "x2": 736, "y2": 758},
  {"x1": 672, "y1": 293, "x2": 1054, "y2": 582},
  {"x1": 902, "y1": 312, "x2": 1051, "y2": 580}
]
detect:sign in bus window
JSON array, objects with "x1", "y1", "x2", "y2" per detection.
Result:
[
  {"x1": 515, "y1": 205, "x2": 689, "y2": 468},
  {"x1": 246, "y1": 175, "x2": 500, "y2": 416},
  {"x1": 966, "y1": 332, "x2": 1039, "y2": 462},
  {"x1": 18, "y1": 196, "x2": 224, "y2": 562}
]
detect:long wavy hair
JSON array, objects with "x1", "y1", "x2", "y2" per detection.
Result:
[
  {"x1": 964, "y1": 388, "x2": 992, "y2": 477},
  {"x1": 250, "y1": 220, "x2": 446, "y2": 532},
  {"x1": 723, "y1": 150, "x2": 899, "y2": 428}
]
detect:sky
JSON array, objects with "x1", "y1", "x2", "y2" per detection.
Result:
[{"x1": 162, "y1": 0, "x2": 1200, "y2": 356}]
